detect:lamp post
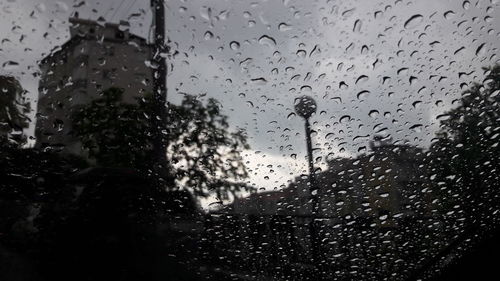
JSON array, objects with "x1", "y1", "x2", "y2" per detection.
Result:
[{"x1": 294, "y1": 95, "x2": 321, "y2": 269}]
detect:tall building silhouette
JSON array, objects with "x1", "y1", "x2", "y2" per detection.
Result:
[{"x1": 35, "y1": 15, "x2": 153, "y2": 157}]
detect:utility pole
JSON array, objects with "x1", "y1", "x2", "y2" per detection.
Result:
[{"x1": 150, "y1": 0, "x2": 168, "y2": 183}]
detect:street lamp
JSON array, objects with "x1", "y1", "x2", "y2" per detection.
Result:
[
  {"x1": 294, "y1": 95, "x2": 321, "y2": 268},
  {"x1": 294, "y1": 95, "x2": 318, "y2": 208}
]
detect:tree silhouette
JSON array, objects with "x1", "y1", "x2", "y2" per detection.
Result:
[
  {"x1": 167, "y1": 94, "x2": 250, "y2": 199},
  {"x1": 71, "y1": 88, "x2": 152, "y2": 168},
  {"x1": 429, "y1": 65, "x2": 500, "y2": 224},
  {"x1": 72, "y1": 87, "x2": 251, "y2": 198},
  {"x1": 0, "y1": 75, "x2": 35, "y2": 253},
  {"x1": 0, "y1": 75, "x2": 30, "y2": 146}
]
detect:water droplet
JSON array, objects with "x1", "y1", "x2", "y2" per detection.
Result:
[
  {"x1": 410, "y1": 124, "x2": 423, "y2": 132},
  {"x1": 476, "y1": 43, "x2": 486, "y2": 56},
  {"x1": 2, "y1": 61, "x2": 19, "y2": 70},
  {"x1": 339, "y1": 81, "x2": 349, "y2": 89},
  {"x1": 200, "y1": 6, "x2": 211, "y2": 21},
  {"x1": 379, "y1": 192, "x2": 389, "y2": 198},
  {"x1": 309, "y1": 45, "x2": 320, "y2": 58},
  {"x1": 353, "y1": 19, "x2": 362, "y2": 33},
  {"x1": 340, "y1": 115, "x2": 351, "y2": 123},
  {"x1": 462, "y1": 1, "x2": 470, "y2": 10},
  {"x1": 97, "y1": 16, "x2": 106, "y2": 24},
  {"x1": 409, "y1": 76, "x2": 418, "y2": 85},
  {"x1": 296, "y1": 49, "x2": 306, "y2": 58},
  {"x1": 345, "y1": 42, "x2": 355, "y2": 53},
  {"x1": 357, "y1": 90, "x2": 370, "y2": 99},
  {"x1": 361, "y1": 45, "x2": 369, "y2": 54},
  {"x1": 278, "y1": 22, "x2": 292, "y2": 31},
  {"x1": 444, "y1": 10, "x2": 456, "y2": 20},
  {"x1": 397, "y1": 67, "x2": 409, "y2": 75},
  {"x1": 404, "y1": 14, "x2": 423, "y2": 29},
  {"x1": 454, "y1": 46, "x2": 466, "y2": 55},
  {"x1": 217, "y1": 10, "x2": 229, "y2": 21},
  {"x1": 355, "y1": 75, "x2": 369, "y2": 85},
  {"x1": 204, "y1": 31, "x2": 213, "y2": 40},
  {"x1": 240, "y1": 58, "x2": 253, "y2": 68},
  {"x1": 258, "y1": 35, "x2": 276, "y2": 47},
  {"x1": 369, "y1": 110, "x2": 379, "y2": 118},
  {"x1": 229, "y1": 41, "x2": 240, "y2": 50},
  {"x1": 300, "y1": 85, "x2": 312, "y2": 92},
  {"x1": 251, "y1": 77, "x2": 268, "y2": 85},
  {"x1": 412, "y1": 101, "x2": 422, "y2": 109},
  {"x1": 342, "y1": 8, "x2": 355, "y2": 17}
]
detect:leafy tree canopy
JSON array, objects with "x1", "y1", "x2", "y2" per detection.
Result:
[
  {"x1": 429, "y1": 65, "x2": 500, "y2": 222},
  {"x1": 0, "y1": 75, "x2": 30, "y2": 146},
  {"x1": 72, "y1": 87, "x2": 252, "y2": 199}
]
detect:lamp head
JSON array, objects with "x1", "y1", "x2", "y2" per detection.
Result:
[{"x1": 294, "y1": 95, "x2": 317, "y2": 119}]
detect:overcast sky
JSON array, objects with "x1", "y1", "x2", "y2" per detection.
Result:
[{"x1": 1, "y1": 0, "x2": 499, "y2": 205}]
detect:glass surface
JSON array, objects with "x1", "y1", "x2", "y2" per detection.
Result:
[{"x1": 0, "y1": 0, "x2": 499, "y2": 280}]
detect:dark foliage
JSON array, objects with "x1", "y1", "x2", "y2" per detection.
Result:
[
  {"x1": 71, "y1": 87, "x2": 251, "y2": 198},
  {"x1": 428, "y1": 65, "x2": 500, "y2": 225},
  {"x1": 0, "y1": 75, "x2": 30, "y2": 146}
]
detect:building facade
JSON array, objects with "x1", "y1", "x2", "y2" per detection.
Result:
[{"x1": 35, "y1": 16, "x2": 153, "y2": 157}]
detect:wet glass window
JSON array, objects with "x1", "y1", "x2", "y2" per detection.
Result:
[{"x1": 0, "y1": 0, "x2": 499, "y2": 281}]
